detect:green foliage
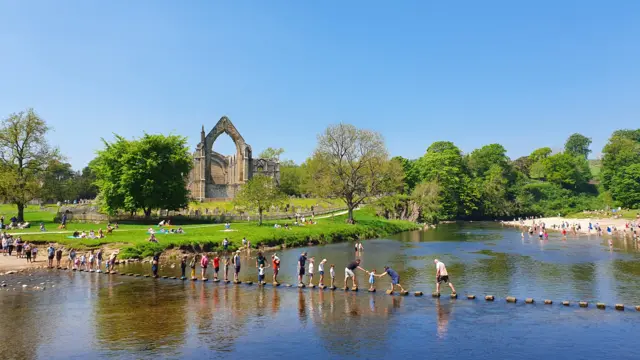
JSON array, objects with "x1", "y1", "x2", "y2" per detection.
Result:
[
  {"x1": 258, "y1": 147, "x2": 284, "y2": 160},
  {"x1": 609, "y1": 164, "x2": 640, "y2": 208},
  {"x1": 392, "y1": 156, "x2": 420, "y2": 193},
  {"x1": 279, "y1": 164, "x2": 305, "y2": 196},
  {"x1": 564, "y1": 133, "x2": 592, "y2": 159},
  {"x1": 601, "y1": 129, "x2": 640, "y2": 190},
  {"x1": 411, "y1": 181, "x2": 442, "y2": 223},
  {"x1": 307, "y1": 123, "x2": 402, "y2": 223},
  {"x1": 234, "y1": 175, "x2": 287, "y2": 224},
  {"x1": 91, "y1": 133, "x2": 192, "y2": 217},
  {"x1": 541, "y1": 153, "x2": 591, "y2": 190},
  {"x1": 529, "y1": 147, "x2": 552, "y2": 162},
  {"x1": 467, "y1": 144, "x2": 509, "y2": 177},
  {"x1": 0, "y1": 109, "x2": 60, "y2": 221}
]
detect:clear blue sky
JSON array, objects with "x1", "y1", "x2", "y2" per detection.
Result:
[{"x1": 1, "y1": 1, "x2": 639, "y2": 170}]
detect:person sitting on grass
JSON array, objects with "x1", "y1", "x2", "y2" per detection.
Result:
[
  {"x1": 148, "y1": 233, "x2": 158, "y2": 243},
  {"x1": 40, "y1": 222, "x2": 46, "y2": 232},
  {"x1": 177, "y1": 227, "x2": 183, "y2": 234}
]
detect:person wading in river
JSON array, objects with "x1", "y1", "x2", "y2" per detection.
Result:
[{"x1": 434, "y1": 259, "x2": 456, "y2": 295}]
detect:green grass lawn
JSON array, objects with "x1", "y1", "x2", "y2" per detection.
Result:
[
  {"x1": 187, "y1": 198, "x2": 344, "y2": 213},
  {"x1": 12, "y1": 207, "x2": 419, "y2": 259}
]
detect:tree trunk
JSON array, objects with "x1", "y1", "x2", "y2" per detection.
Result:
[
  {"x1": 347, "y1": 206, "x2": 355, "y2": 224},
  {"x1": 17, "y1": 202, "x2": 25, "y2": 223},
  {"x1": 259, "y1": 209, "x2": 263, "y2": 226},
  {"x1": 144, "y1": 208, "x2": 152, "y2": 218}
]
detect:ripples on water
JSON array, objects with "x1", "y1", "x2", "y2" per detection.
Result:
[{"x1": 0, "y1": 223, "x2": 638, "y2": 359}]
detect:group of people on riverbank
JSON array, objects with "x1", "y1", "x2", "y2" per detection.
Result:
[{"x1": 510, "y1": 217, "x2": 640, "y2": 242}]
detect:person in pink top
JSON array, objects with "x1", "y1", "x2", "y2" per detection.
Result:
[{"x1": 200, "y1": 254, "x2": 209, "y2": 280}]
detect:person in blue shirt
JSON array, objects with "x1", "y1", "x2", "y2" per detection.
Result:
[
  {"x1": 377, "y1": 266, "x2": 406, "y2": 293},
  {"x1": 297, "y1": 252, "x2": 307, "y2": 285},
  {"x1": 47, "y1": 244, "x2": 55, "y2": 268}
]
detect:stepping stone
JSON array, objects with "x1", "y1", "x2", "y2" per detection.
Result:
[
  {"x1": 596, "y1": 303, "x2": 605, "y2": 310},
  {"x1": 144, "y1": 275, "x2": 150, "y2": 278},
  {"x1": 343, "y1": 287, "x2": 349, "y2": 291},
  {"x1": 134, "y1": 274, "x2": 141, "y2": 277},
  {"x1": 414, "y1": 291, "x2": 423, "y2": 297},
  {"x1": 368, "y1": 288, "x2": 376, "y2": 293},
  {"x1": 485, "y1": 295, "x2": 495, "y2": 301},
  {"x1": 432, "y1": 292, "x2": 441, "y2": 298},
  {"x1": 244, "y1": 281, "x2": 253, "y2": 285},
  {"x1": 351, "y1": 287, "x2": 359, "y2": 292},
  {"x1": 467, "y1": 295, "x2": 476, "y2": 300},
  {"x1": 298, "y1": 283, "x2": 306, "y2": 288},
  {"x1": 330, "y1": 286, "x2": 337, "y2": 290},
  {"x1": 191, "y1": 278, "x2": 198, "y2": 281},
  {"x1": 450, "y1": 293, "x2": 458, "y2": 299},
  {"x1": 213, "y1": 279, "x2": 220, "y2": 283},
  {"x1": 506, "y1": 296, "x2": 517, "y2": 303},
  {"x1": 399, "y1": 291, "x2": 409, "y2": 296},
  {"x1": 89, "y1": 270, "x2": 94, "y2": 273},
  {"x1": 525, "y1": 298, "x2": 534, "y2": 304},
  {"x1": 233, "y1": 280, "x2": 241, "y2": 284},
  {"x1": 386, "y1": 290, "x2": 394, "y2": 295},
  {"x1": 615, "y1": 304, "x2": 624, "y2": 311},
  {"x1": 579, "y1": 301, "x2": 588, "y2": 308},
  {"x1": 170, "y1": 277, "x2": 177, "y2": 280},
  {"x1": 284, "y1": 284, "x2": 292, "y2": 287},
  {"x1": 544, "y1": 299, "x2": 553, "y2": 305},
  {"x1": 202, "y1": 278, "x2": 209, "y2": 282},
  {"x1": 635, "y1": 306, "x2": 640, "y2": 312},
  {"x1": 562, "y1": 301, "x2": 570, "y2": 306},
  {"x1": 308, "y1": 284, "x2": 316, "y2": 289},
  {"x1": 162, "y1": 276, "x2": 168, "y2": 279},
  {"x1": 272, "y1": 282, "x2": 280, "y2": 287}
]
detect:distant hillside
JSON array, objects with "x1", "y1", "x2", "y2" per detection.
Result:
[{"x1": 588, "y1": 159, "x2": 601, "y2": 179}]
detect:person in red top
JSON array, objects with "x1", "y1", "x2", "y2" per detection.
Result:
[
  {"x1": 213, "y1": 255, "x2": 220, "y2": 280},
  {"x1": 271, "y1": 253, "x2": 281, "y2": 284}
]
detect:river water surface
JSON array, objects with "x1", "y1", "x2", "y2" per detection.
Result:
[{"x1": 1, "y1": 223, "x2": 639, "y2": 359}]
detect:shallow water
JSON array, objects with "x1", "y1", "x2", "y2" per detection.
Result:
[{"x1": 1, "y1": 222, "x2": 639, "y2": 359}]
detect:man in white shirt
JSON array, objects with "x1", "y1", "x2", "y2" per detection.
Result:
[{"x1": 434, "y1": 259, "x2": 456, "y2": 295}]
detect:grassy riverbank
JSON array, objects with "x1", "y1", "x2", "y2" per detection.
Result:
[{"x1": 12, "y1": 208, "x2": 419, "y2": 259}]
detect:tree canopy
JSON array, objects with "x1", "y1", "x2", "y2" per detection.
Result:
[
  {"x1": 234, "y1": 174, "x2": 286, "y2": 225},
  {"x1": 91, "y1": 133, "x2": 192, "y2": 217},
  {"x1": 564, "y1": 133, "x2": 592, "y2": 159}
]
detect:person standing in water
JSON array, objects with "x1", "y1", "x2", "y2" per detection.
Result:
[
  {"x1": 180, "y1": 255, "x2": 187, "y2": 279},
  {"x1": 232, "y1": 251, "x2": 241, "y2": 282},
  {"x1": 271, "y1": 254, "x2": 281, "y2": 284},
  {"x1": 434, "y1": 259, "x2": 456, "y2": 295},
  {"x1": 297, "y1": 252, "x2": 307, "y2": 285},
  {"x1": 200, "y1": 253, "x2": 209, "y2": 280},
  {"x1": 152, "y1": 252, "x2": 160, "y2": 278}
]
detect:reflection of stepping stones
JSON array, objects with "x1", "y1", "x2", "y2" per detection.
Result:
[
  {"x1": 330, "y1": 286, "x2": 337, "y2": 291},
  {"x1": 202, "y1": 278, "x2": 209, "y2": 282},
  {"x1": 224, "y1": 280, "x2": 231, "y2": 284},
  {"x1": 244, "y1": 281, "x2": 253, "y2": 285},
  {"x1": 79, "y1": 269, "x2": 84, "y2": 272},
  {"x1": 180, "y1": 277, "x2": 186, "y2": 280},
  {"x1": 368, "y1": 288, "x2": 376, "y2": 293},
  {"x1": 234, "y1": 280, "x2": 241, "y2": 284},
  {"x1": 319, "y1": 285, "x2": 326, "y2": 289}
]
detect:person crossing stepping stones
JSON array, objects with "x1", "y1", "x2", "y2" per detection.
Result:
[
  {"x1": 434, "y1": 259, "x2": 456, "y2": 296},
  {"x1": 344, "y1": 259, "x2": 366, "y2": 289},
  {"x1": 377, "y1": 266, "x2": 405, "y2": 293}
]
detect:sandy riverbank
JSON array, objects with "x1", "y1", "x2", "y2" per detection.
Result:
[{"x1": 504, "y1": 216, "x2": 639, "y2": 235}]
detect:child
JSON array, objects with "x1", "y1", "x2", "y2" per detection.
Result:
[
  {"x1": 80, "y1": 253, "x2": 86, "y2": 270},
  {"x1": 31, "y1": 245, "x2": 37, "y2": 262},
  {"x1": 213, "y1": 254, "x2": 220, "y2": 280},
  {"x1": 189, "y1": 255, "x2": 198, "y2": 280},
  {"x1": 329, "y1": 264, "x2": 335, "y2": 288},
  {"x1": 258, "y1": 263, "x2": 267, "y2": 284},
  {"x1": 180, "y1": 255, "x2": 187, "y2": 279},
  {"x1": 89, "y1": 250, "x2": 95, "y2": 271},
  {"x1": 318, "y1": 259, "x2": 327, "y2": 287},
  {"x1": 307, "y1": 257, "x2": 315, "y2": 286},
  {"x1": 200, "y1": 254, "x2": 209, "y2": 280},
  {"x1": 368, "y1": 269, "x2": 377, "y2": 291},
  {"x1": 105, "y1": 258, "x2": 110, "y2": 273},
  {"x1": 223, "y1": 256, "x2": 230, "y2": 281}
]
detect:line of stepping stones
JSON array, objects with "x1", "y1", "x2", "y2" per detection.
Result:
[{"x1": 22, "y1": 267, "x2": 640, "y2": 313}]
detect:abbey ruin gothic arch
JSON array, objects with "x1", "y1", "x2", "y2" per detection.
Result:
[{"x1": 188, "y1": 116, "x2": 280, "y2": 201}]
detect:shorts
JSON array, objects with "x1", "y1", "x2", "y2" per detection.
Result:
[
  {"x1": 345, "y1": 268, "x2": 355, "y2": 278},
  {"x1": 273, "y1": 268, "x2": 279, "y2": 276},
  {"x1": 48, "y1": 255, "x2": 54, "y2": 260},
  {"x1": 258, "y1": 274, "x2": 264, "y2": 282},
  {"x1": 235, "y1": 266, "x2": 241, "y2": 274},
  {"x1": 319, "y1": 271, "x2": 324, "y2": 275},
  {"x1": 202, "y1": 266, "x2": 207, "y2": 270},
  {"x1": 369, "y1": 279, "x2": 374, "y2": 284},
  {"x1": 437, "y1": 275, "x2": 449, "y2": 283},
  {"x1": 391, "y1": 276, "x2": 399, "y2": 285},
  {"x1": 298, "y1": 268, "x2": 305, "y2": 276},
  {"x1": 214, "y1": 267, "x2": 219, "y2": 273}
]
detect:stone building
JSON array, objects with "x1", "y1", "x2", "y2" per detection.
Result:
[{"x1": 188, "y1": 116, "x2": 280, "y2": 201}]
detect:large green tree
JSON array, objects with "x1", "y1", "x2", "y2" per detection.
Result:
[
  {"x1": 601, "y1": 129, "x2": 640, "y2": 190},
  {"x1": 467, "y1": 143, "x2": 510, "y2": 177},
  {"x1": 234, "y1": 175, "x2": 287, "y2": 225},
  {"x1": 609, "y1": 164, "x2": 640, "y2": 208},
  {"x1": 307, "y1": 123, "x2": 403, "y2": 223},
  {"x1": 91, "y1": 133, "x2": 192, "y2": 217},
  {"x1": 564, "y1": 133, "x2": 592, "y2": 159},
  {"x1": 0, "y1": 109, "x2": 60, "y2": 221},
  {"x1": 542, "y1": 153, "x2": 591, "y2": 190},
  {"x1": 40, "y1": 160, "x2": 75, "y2": 203}
]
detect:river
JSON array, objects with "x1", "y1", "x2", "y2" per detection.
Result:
[{"x1": 1, "y1": 222, "x2": 638, "y2": 359}]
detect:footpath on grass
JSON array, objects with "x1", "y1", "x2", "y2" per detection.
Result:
[{"x1": 6, "y1": 208, "x2": 420, "y2": 265}]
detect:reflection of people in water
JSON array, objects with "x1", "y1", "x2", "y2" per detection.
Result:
[{"x1": 435, "y1": 298, "x2": 451, "y2": 339}]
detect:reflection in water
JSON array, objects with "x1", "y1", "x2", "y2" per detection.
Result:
[{"x1": 436, "y1": 298, "x2": 452, "y2": 340}]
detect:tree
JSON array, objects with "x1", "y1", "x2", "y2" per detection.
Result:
[
  {"x1": 91, "y1": 133, "x2": 192, "y2": 217},
  {"x1": 411, "y1": 181, "x2": 442, "y2": 224},
  {"x1": 609, "y1": 164, "x2": 640, "y2": 208},
  {"x1": 307, "y1": 123, "x2": 402, "y2": 223},
  {"x1": 258, "y1": 147, "x2": 285, "y2": 161},
  {"x1": 234, "y1": 175, "x2": 286, "y2": 225},
  {"x1": 279, "y1": 164, "x2": 305, "y2": 196},
  {"x1": 564, "y1": 133, "x2": 592, "y2": 159},
  {"x1": 40, "y1": 160, "x2": 75, "y2": 203},
  {"x1": 392, "y1": 156, "x2": 420, "y2": 193},
  {"x1": 601, "y1": 129, "x2": 640, "y2": 190},
  {"x1": 467, "y1": 144, "x2": 510, "y2": 177},
  {"x1": 529, "y1": 147, "x2": 552, "y2": 162},
  {"x1": 542, "y1": 153, "x2": 591, "y2": 190},
  {"x1": 0, "y1": 109, "x2": 60, "y2": 221}
]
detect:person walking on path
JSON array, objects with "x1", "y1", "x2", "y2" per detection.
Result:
[
  {"x1": 434, "y1": 259, "x2": 456, "y2": 295},
  {"x1": 344, "y1": 259, "x2": 366, "y2": 289},
  {"x1": 297, "y1": 252, "x2": 307, "y2": 285},
  {"x1": 271, "y1": 254, "x2": 281, "y2": 284},
  {"x1": 377, "y1": 266, "x2": 406, "y2": 293}
]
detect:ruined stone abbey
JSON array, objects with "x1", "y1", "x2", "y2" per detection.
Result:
[{"x1": 188, "y1": 116, "x2": 280, "y2": 201}]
